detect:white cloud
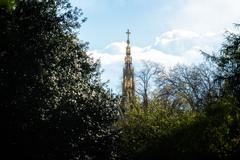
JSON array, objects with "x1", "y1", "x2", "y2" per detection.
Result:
[
  {"x1": 103, "y1": 41, "x2": 126, "y2": 54},
  {"x1": 154, "y1": 29, "x2": 223, "y2": 56},
  {"x1": 90, "y1": 50, "x2": 123, "y2": 65},
  {"x1": 90, "y1": 42, "x2": 185, "y2": 69},
  {"x1": 172, "y1": 0, "x2": 240, "y2": 32},
  {"x1": 155, "y1": 29, "x2": 199, "y2": 46},
  {"x1": 131, "y1": 46, "x2": 183, "y2": 67}
]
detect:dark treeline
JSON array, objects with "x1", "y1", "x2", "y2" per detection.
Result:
[
  {"x1": 0, "y1": 0, "x2": 120, "y2": 159},
  {"x1": 0, "y1": 0, "x2": 240, "y2": 160}
]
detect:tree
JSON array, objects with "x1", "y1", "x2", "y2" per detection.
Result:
[
  {"x1": 155, "y1": 63, "x2": 219, "y2": 111},
  {"x1": 116, "y1": 94, "x2": 240, "y2": 160},
  {"x1": 0, "y1": 0, "x2": 119, "y2": 159},
  {"x1": 135, "y1": 61, "x2": 161, "y2": 108},
  {"x1": 202, "y1": 25, "x2": 240, "y2": 105},
  {"x1": 0, "y1": 0, "x2": 15, "y2": 10}
]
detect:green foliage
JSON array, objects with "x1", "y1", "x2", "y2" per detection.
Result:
[
  {"x1": 116, "y1": 101, "x2": 197, "y2": 159},
  {"x1": 0, "y1": 0, "x2": 119, "y2": 159},
  {"x1": 205, "y1": 96, "x2": 240, "y2": 158},
  {"x1": 202, "y1": 25, "x2": 240, "y2": 105},
  {"x1": 117, "y1": 97, "x2": 240, "y2": 160},
  {"x1": 0, "y1": 0, "x2": 15, "y2": 10}
]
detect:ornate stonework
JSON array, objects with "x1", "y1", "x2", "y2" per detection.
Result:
[{"x1": 122, "y1": 29, "x2": 135, "y2": 111}]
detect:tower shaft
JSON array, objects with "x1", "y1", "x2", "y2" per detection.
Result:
[{"x1": 122, "y1": 29, "x2": 135, "y2": 111}]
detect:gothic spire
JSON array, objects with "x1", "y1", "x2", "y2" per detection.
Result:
[{"x1": 122, "y1": 29, "x2": 135, "y2": 112}]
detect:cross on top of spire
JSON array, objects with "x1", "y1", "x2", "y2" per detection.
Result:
[{"x1": 126, "y1": 29, "x2": 131, "y2": 45}]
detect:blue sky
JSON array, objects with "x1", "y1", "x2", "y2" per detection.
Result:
[
  {"x1": 70, "y1": 0, "x2": 240, "y2": 93},
  {"x1": 70, "y1": 0, "x2": 180, "y2": 48}
]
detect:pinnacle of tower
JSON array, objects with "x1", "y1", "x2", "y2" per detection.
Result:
[{"x1": 126, "y1": 29, "x2": 131, "y2": 45}]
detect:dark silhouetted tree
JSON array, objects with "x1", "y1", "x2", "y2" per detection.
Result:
[
  {"x1": 202, "y1": 25, "x2": 240, "y2": 105},
  {"x1": 0, "y1": 0, "x2": 119, "y2": 159}
]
